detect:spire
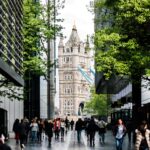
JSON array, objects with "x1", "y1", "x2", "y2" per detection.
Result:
[
  {"x1": 67, "y1": 23, "x2": 80, "y2": 46},
  {"x1": 72, "y1": 21, "x2": 77, "y2": 31},
  {"x1": 85, "y1": 35, "x2": 90, "y2": 53},
  {"x1": 58, "y1": 35, "x2": 64, "y2": 47}
]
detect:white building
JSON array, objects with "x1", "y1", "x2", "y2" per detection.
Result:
[
  {"x1": 0, "y1": 88, "x2": 23, "y2": 138},
  {"x1": 58, "y1": 25, "x2": 92, "y2": 116}
]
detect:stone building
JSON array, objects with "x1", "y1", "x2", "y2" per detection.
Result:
[{"x1": 58, "y1": 25, "x2": 92, "y2": 116}]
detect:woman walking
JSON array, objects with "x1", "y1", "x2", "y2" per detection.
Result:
[{"x1": 113, "y1": 119, "x2": 126, "y2": 150}]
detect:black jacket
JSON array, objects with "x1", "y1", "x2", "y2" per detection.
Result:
[{"x1": 0, "y1": 144, "x2": 11, "y2": 150}]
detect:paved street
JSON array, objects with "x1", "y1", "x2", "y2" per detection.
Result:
[{"x1": 7, "y1": 130, "x2": 134, "y2": 150}]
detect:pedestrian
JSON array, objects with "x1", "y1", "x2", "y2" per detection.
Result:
[
  {"x1": 19, "y1": 119, "x2": 27, "y2": 150},
  {"x1": 85, "y1": 118, "x2": 90, "y2": 141},
  {"x1": 30, "y1": 119, "x2": 39, "y2": 142},
  {"x1": 60, "y1": 119, "x2": 65, "y2": 141},
  {"x1": 23, "y1": 117, "x2": 30, "y2": 144},
  {"x1": 75, "y1": 118, "x2": 83, "y2": 143},
  {"x1": 97, "y1": 117, "x2": 107, "y2": 144},
  {"x1": 113, "y1": 119, "x2": 127, "y2": 150},
  {"x1": 44, "y1": 120, "x2": 54, "y2": 147},
  {"x1": 70, "y1": 119, "x2": 74, "y2": 130},
  {"x1": 65, "y1": 117, "x2": 69, "y2": 133},
  {"x1": 12, "y1": 118, "x2": 20, "y2": 144},
  {"x1": 54, "y1": 118, "x2": 61, "y2": 140},
  {"x1": 135, "y1": 120, "x2": 150, "y2": 150},
  {"x1": 86, "y1": 117, "x2": 98, "y2": 147},
  {"x1": 37, "y1": 119, "x2": 43, "y2": 143},
  {"x1": 0, "y1": 133, "x2": 12, "y2": 150},
  {"x1": 126, "y1": 118, "x2": 133, "y2": 142}
]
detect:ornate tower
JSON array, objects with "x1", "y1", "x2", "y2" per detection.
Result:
[{"x1": 58, "y1": 25, "x2": 92, "y2": 116}]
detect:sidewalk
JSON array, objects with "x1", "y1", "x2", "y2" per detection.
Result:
[{"x1": 7, "y1": 130, "x2": 134, "y2": 150}]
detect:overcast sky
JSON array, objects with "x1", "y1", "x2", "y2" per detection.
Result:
[{"x1": 58, "y1": 0, "x2": 94, "y2": 43}]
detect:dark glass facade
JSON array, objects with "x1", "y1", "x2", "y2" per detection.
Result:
[{"x1": 0, "y1": 0, "x2": 23, "y2": 86}]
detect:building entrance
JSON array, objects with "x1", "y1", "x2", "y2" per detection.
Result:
[{"x1": 0, "y1": 108, "x2": 8, "y2": 138}]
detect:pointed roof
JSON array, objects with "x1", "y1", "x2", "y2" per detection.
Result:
[
  {"x1": 66, "y1": 24, "x2": 81, "y2": 46},
  {"x1": 58, "y1": 35, "x2": 64, "y2": 47}
]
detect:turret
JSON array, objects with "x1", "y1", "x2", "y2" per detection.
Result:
[
  {"x1": 66, "y1": 24, "x2": 81, "y2": 46},
  {"x1": 58, "y1": 35, "x2": 64, "y2": 48},
  {"x1": 85, "y1": 35, "x2": 90, "y2": 53}
]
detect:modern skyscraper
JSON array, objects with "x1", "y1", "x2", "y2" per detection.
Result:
[
  {"x1": 0, "y1": 0, "x2": 24, "y2": 137},
  {"x1": 0, "y1": 0, "x2": 24, "y2": 85},
  {"x1": 58, "y1": 25, "x2": 92, "y2": 116}
]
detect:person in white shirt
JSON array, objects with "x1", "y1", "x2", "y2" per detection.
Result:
[
  {"x1": 113, "y1": 119, "x2": 127, "y2": 150},
  {"x1": 30, "y1": 119, "x2": 39, "y2": 142}
]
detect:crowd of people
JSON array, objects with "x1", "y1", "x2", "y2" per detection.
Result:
[
  {"x1": 11, "y1": 117, "x2": 73, "y2": 149},
  {"x1": 0, "y1": 116, "x2": 150, "y2": 150}
]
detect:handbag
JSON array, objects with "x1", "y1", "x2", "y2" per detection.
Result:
[{"x1": 140, "y1": 138, "x2": 148, "y2": 150}]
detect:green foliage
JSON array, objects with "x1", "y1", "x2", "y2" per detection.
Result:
[
  {"x1": 84, "y1": 88, "x2": 109, "y2": 116},
  {"x1": 0, "y1": 75, "x2": 23, "y2": 101},
  {"x1": 0, "y1": 0, "x2": 64, "y2": 100},
  {"x1": 23, "y1": 0, "x2": 63, "y2": 76},
  {"x1": 95, "y1": 0, "x2": 150, "y2": 80}
]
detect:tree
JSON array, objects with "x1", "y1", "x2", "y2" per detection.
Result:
[
  {"x1": 94, "y1": 0, "x2": 150, "y2": 126},
  {"x1": 23, "y1": 0, "x2": 63, "y2": 76},
  {"x1": 23, "y1": 0, "x2": 64, "y2": 118},
  {"x1": 0, "y1": 0, "x2": 64, "y2": 102},
  {"x1": 0, "y1": 75, "x2": 23, "y2": 101},
  {"x1": 84, "y1": 88, "x2": 109, "y2": 116}
]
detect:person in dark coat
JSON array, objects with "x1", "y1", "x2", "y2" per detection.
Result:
[
  {"x1": 70, "y1": 119, "x2": 74, "y2": 130},
  {"x1": 87, "y1": 117, "x2": 98, "y2": 147},
  {"x1": 126, "y1": 118, "x2": 133, "y2": 142},
  {"x1": 0, "y1": 144, "x2": 12, "y2": 150},
  {"x1": 65, "y1": 117, "x2": 69, "y2": 133},
  {"x1": 12, "y1": 119, "x2": 20, "y2": 144},
  {"x1": 44, "y1": 120, "x2": 53, "y2": 147},
  {"x1": 19, "y1": 119, "x2": 27, "y2": 150},
  {"x1": 37, "y1": 119, "x2": 43, "y2": 142},
  {"x1": 0, "y1": 133, "x2": 12, "y2": 150},
  {"x1": 75, "y1": 118, "x2": 84, "y2": 143}
]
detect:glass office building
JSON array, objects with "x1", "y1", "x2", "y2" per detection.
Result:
[
  {"x1": 0, "y1": 0, "x2": 24, "y2": 86},
  {"x1": 0, "y1": 0, "x2": 24, "y2": 138}
]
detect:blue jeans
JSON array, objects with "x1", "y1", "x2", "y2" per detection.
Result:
[
  {"x1": 116, "y1": 138, "x2": 123, "y2": 150},
  {"x1": 99, "y1": 133, "x2": 105, "y2": 143},
  {"x1": 31, "y1": 131, "x2": 37, "y2": 142}
]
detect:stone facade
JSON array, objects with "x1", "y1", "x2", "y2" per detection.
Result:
[{"x1": 58, "y1": 25, "x2": 92, "y2": 116}]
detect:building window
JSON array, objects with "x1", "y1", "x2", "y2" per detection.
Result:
[
  {"x1": 71, "y1": 47, "x2": 73, "y2": 52},
  {"x1": 66, "y1": 57, "x2": 69, "y2": 63},
  {"x1": 66, "y1": 48, "x2": 70, "y2": 52},
  {"x1": 78, "y1": 46, "x2": 80, "y2": 52},
  {"x1": 63, "y1": 47, "x2": 65, "y2": 53},
  {"x1": 64, "y1": 73, "x2": 73, "y2": 80}
]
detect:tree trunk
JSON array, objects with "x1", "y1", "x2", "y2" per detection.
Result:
[{"x1": 132, "y1": 74, "x2": 145, "y2": 129}]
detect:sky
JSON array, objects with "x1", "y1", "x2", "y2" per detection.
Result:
[{"x1": 58, "y1": 0, "x2": 94, "y2": 43}]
